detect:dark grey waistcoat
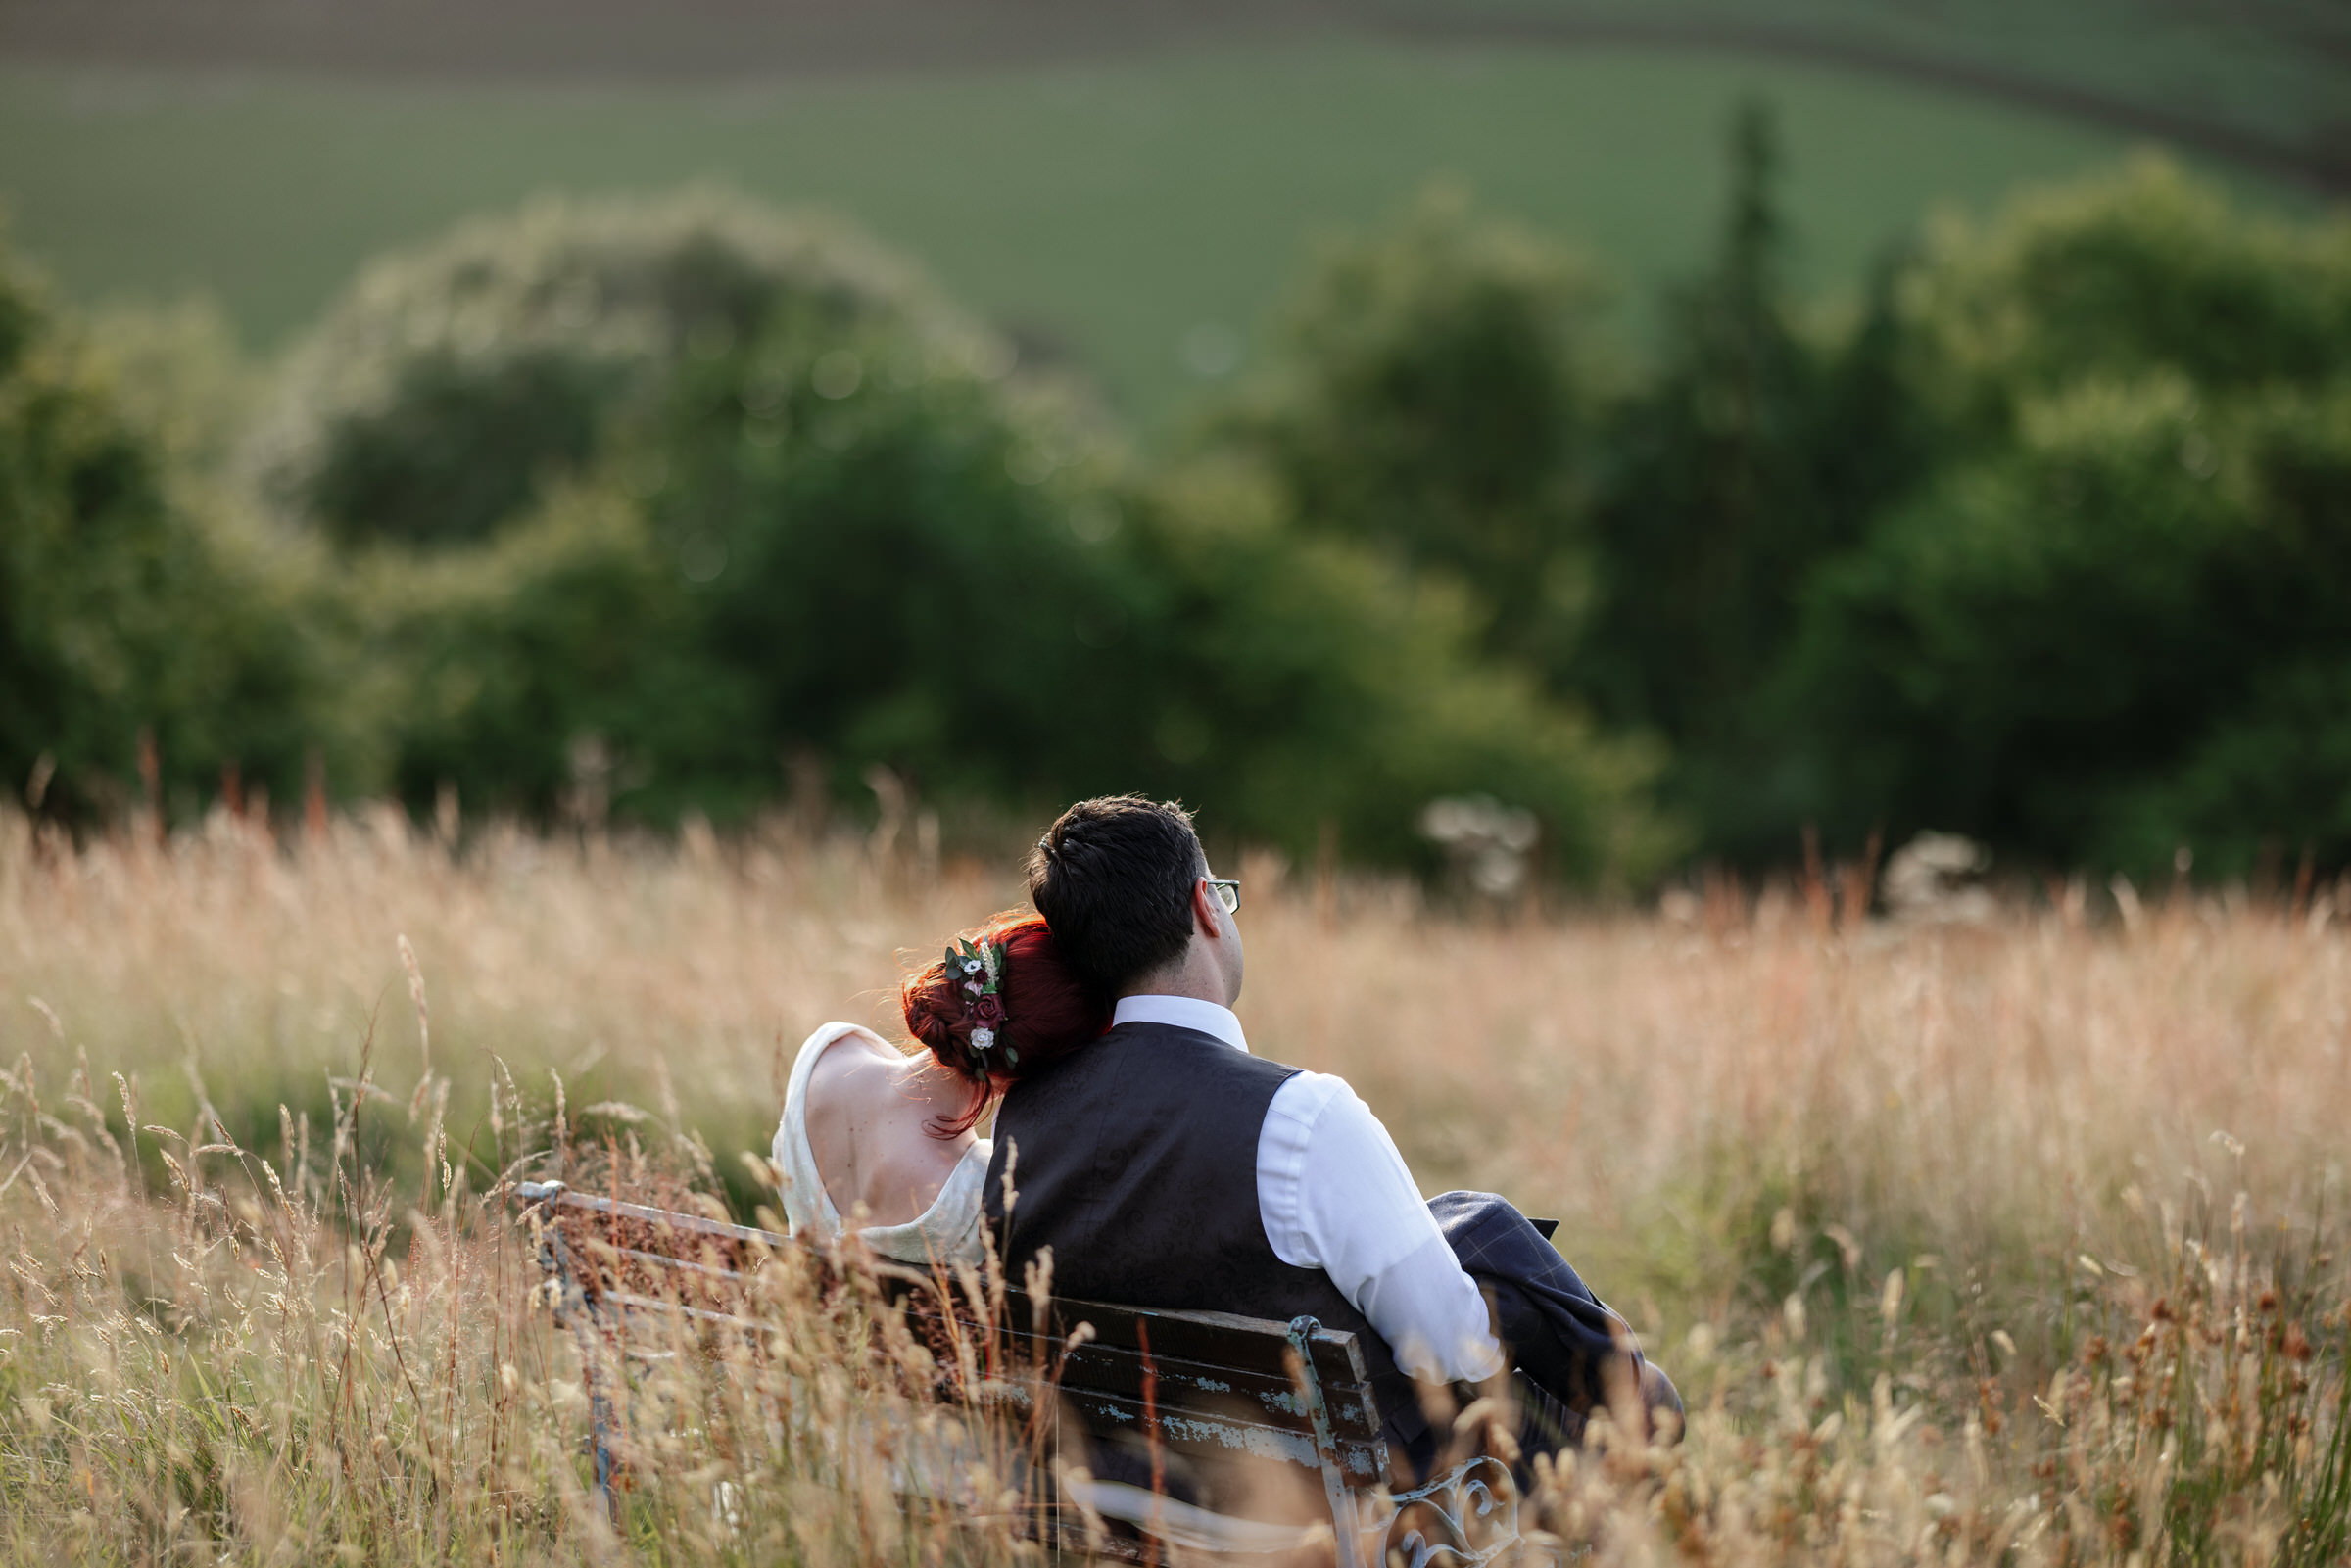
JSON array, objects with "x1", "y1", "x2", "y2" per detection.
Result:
[{"x1": 983, "y1": 1021, "x2": 1422, "y2": 1449}]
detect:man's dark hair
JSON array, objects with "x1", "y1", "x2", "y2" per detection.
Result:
[{"x1": 1027, "y1": 796, "x2": 1207, "y2": 1001}]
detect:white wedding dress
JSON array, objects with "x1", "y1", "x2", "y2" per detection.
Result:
[{"x1": 771, "y1": 1021, "x2": 990, "y2": 1267}]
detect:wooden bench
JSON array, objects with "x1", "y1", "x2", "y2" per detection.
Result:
[{"x1": 513, "y1": 1180, "x2": 1558, "y2": 1567}]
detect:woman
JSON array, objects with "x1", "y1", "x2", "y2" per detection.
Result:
[{"x1": 771, "y1": 910, "x2": 1108, "y2": 1265}]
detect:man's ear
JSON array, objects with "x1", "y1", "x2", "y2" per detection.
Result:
[{"x1": 1188, "y1": 877, "x2": 1222, "y2": 938}]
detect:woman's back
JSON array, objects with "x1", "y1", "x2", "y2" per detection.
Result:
[
  {"x1": 773, "y1": 1022, "x2": 988, "y2": 1265},
  {"x1": 802, "y1": 1027, "x2": 975, "y2": 1224}
]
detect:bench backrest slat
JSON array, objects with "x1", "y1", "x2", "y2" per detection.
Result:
[
  {"x1": 1016, "y1": 1295, "x2": 1370, "y2": 1392},
  {"x1": 984, "y1": 1315, "x2": 1381, "y2": 1445},
  {"x1": 523, "y1": 1183, "x2": 784, "y2": 1250}
]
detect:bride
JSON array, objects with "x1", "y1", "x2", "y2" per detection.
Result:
[{"x1": 771, "y1": 911, "x2": 1107, "y2": 1265}]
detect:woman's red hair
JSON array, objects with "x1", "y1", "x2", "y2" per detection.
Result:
[{"x1": 901, "y1": 911, "x2": 1110, "y2": 1136}]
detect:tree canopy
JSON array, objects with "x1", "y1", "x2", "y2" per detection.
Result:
[
  {"x1": 195, "y1": 193, "x2": 1673, "y2": 880},
  {"x1": 15, "y1": 144, "x2": 2350, "y2": 887}
]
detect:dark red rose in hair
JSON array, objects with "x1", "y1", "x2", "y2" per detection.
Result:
[{"x1": 970, "y1": 993, "x2": 1006, "y2": 1026}]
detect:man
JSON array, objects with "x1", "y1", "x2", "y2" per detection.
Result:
[{"x1": 986, "y1": 795, "x2": 1551, "y2": 1468}]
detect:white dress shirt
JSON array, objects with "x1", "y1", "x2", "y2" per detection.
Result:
[{"x1": 1111, "y1": 995, "x2": 1505, "y2": 1384}]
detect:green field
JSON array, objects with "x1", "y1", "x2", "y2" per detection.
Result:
[{"x1": 0, "y1": 41, "x2": 2301, "y2": 424}]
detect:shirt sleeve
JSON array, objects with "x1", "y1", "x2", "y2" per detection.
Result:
[{"x1": 1258, "y1": 1072, "x2": 1506, "y2": 1384}]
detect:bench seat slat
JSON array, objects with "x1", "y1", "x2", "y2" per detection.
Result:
[{"x1": 1055, "y1": 1388, "x2": 1388, "y2": 1481}]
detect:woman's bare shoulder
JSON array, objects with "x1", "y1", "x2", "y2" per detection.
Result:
[{"x1": 804, "y1": 1028, "x2": 900, "y2": 1115}]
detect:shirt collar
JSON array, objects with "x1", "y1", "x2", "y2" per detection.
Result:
[{"x1": 1111, "y1": 994, "x2": 1250, "y2": 1055}]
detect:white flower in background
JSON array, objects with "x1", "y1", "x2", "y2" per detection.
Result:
[
  {"x1": 1881, "y1": 832, "x2": 1994, "y2": 924},
  {"x1": 1418, "y1": 795, "x2": 1540, "y2": 897}
]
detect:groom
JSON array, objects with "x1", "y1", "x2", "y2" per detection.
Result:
[{"x1": 984, "y1": 794, "x2": 1666, "y2": 1473}]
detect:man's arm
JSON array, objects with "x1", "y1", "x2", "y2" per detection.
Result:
[{"x1": 1258, "y1": 1072, "x2": 1505, "y2": 1384}]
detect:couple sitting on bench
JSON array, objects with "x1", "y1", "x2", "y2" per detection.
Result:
[{"x1": 773, "y1": 793, "x2": 1678, "y2": 1483}]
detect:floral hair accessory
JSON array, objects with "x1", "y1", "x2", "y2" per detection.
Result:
[{"x1": 944, "y1": 937, "x2": 1019, "y2": 1067}]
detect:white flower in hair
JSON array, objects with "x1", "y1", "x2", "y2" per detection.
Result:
[{"x1": 970, "y1": 1027, "x2": 995, "y2": 1053}]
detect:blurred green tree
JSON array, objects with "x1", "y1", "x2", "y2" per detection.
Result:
[
  {"x1": 627, "y1": 302, "x2": 1672, "y2": 878},
  {"x1": 262, "y1": 191, "x2": 1045, "y2": 823},
  {"x1": 274, "y1": 193, "x2": 1668, "y2": 877},
  {"x1": 1898, "y1": 156, "x2": 2351, "y2": 421},
  {"x1": 1576, "y1": 102, "x2": 1938, "y2": 860},
  {"x1": 2100, "y1": 656, "x2": 2351, "y2": 879},
  {"x1": 360, "y1": 486, "x2": 761, "y2": 824},
  {"x1": 0, "y1": 248, "x2": 342, "y2": 821},
  {"x1": 620, "y1": 292, "x2": 1140, "y2": 815},
  {"x1": 1777, "y1": 163, "x2": 2351, "y2": 876},
  {"x1": 247, "y1": 190, "x2": 985, "y2": 549},
  {"x1": 1206, "y1": 187, "x2": 1607, "y2": 681},
  {"x1": 1105, "y1": 460, "x2": 1677, "y2": 880}
]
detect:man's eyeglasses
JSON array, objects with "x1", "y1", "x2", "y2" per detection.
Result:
[{"x1": 1206, "y1": 879, "x2": 1241, "y2": 915}]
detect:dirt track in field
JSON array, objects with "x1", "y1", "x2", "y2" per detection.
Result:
[{"x1": 3, "y1": 0, "x2": 2345, "y2": 192}]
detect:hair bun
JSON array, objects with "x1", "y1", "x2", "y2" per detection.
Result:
[
  {"x1": 901, "y1": 989, "x2": 964, "y2": 1061},
  {"x1": 899, "y1": 911, "x2": 1112, "y2": 1136}
]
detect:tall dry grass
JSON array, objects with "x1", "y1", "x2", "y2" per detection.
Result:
[{"x1": 0, "y1": 806, "x2": 2344, "y2": 1563}]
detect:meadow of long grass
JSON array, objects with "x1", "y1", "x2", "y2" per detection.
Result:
[{"x1": 0, "y1": 804, "x2": 2344, "y2": 1563}]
